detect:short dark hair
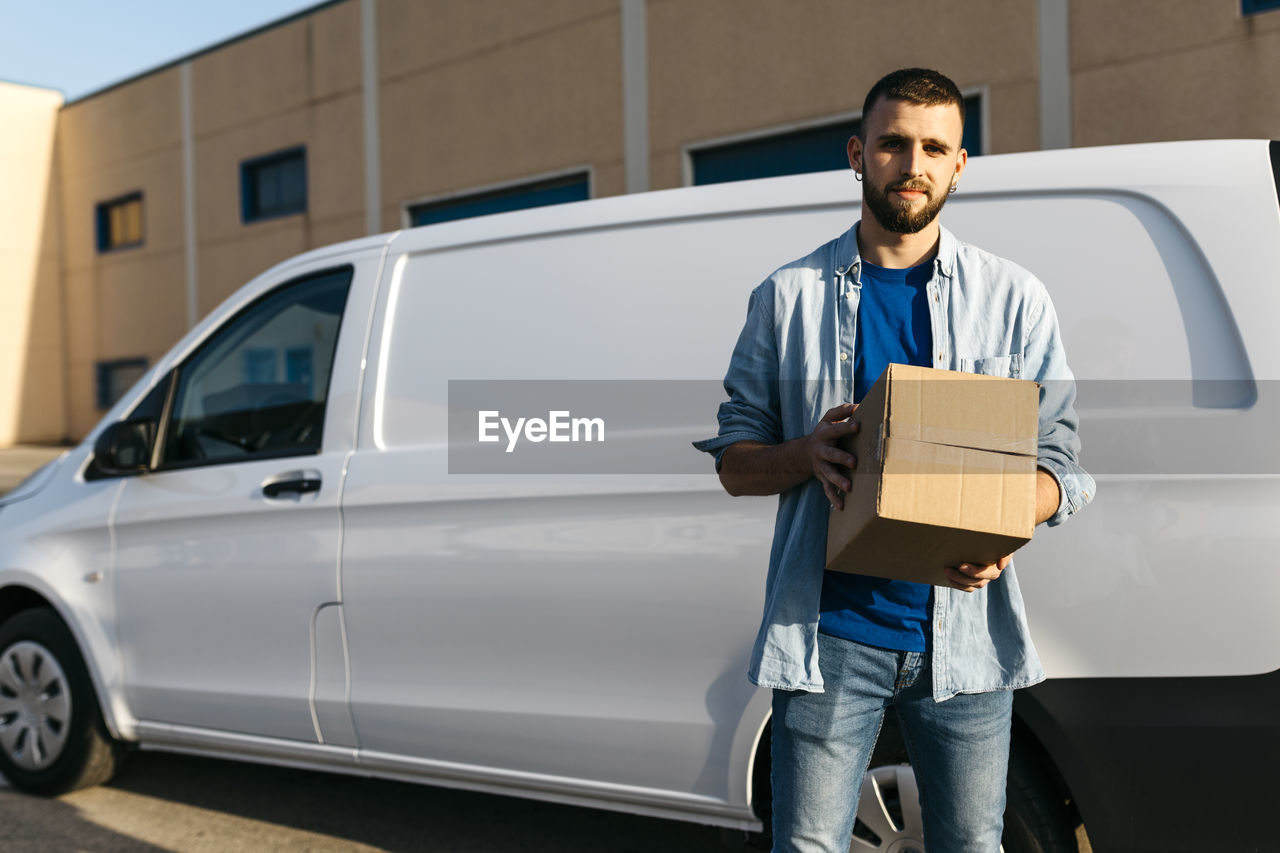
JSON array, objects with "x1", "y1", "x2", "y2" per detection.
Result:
[{"x1": 859, "y1": 68, "x2": 965, "y2": 137}]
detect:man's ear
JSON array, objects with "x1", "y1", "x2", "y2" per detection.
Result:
[
  {"x1": 847, "y1": 135, "x2": 863, "y2": 173},
  {"x1": 953, "y1": 147, "x2": 968, "y2": 182}
]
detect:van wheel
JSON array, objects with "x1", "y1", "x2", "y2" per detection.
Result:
[
  {"x1": 0, "y1": 608, "x2": 125, "y2": 794},
  {"x1": 846, "y1": 755, "x2": 1075, "y2": 853},
  {"x1": 1001, "y1": 742, "x2": 1078, "y2": 853}
]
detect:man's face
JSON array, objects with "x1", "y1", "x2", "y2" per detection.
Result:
[{"x1": 848, "y1": 97, "x2": 967, "y2": 235}]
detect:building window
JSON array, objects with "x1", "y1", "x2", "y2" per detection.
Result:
[
  {"x1": 407, "y1": 172, "x2": 590, "y2": 228},
  {"x1": 96, "y1": 358, "x2": 149, "y2": 410},
  {"x1": 689, "y1": 96, "x2": 983, "y2": 186},
  {"x1": 1243, "y1": 0, "x2": 1280, "y2": 13},
  {"x1": 241, "y1": 147, "x2": 307, "y2": 222},
  {"x1": 95, "y1": 192, "x2": 144, "y2": 252}
]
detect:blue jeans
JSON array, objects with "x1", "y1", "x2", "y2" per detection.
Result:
[{"x1": 771, "y1": 632, "x2": 1014, "y2": 853}]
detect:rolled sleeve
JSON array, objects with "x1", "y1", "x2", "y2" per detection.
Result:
[
  {"x1": 1025, "y1": 285, "x2": 1096, "y2": 527},
  {"x1": 692, "y1": 285, "x2": 783, "y2": 472}
]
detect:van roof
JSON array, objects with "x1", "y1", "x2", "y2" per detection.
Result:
[{"x1": 271, "y1": 139, "x2": 1275, "y2": 272}]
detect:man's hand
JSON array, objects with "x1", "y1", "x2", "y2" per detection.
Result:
[
  {"x1": 808, "y1": 403, "x2": 860, "y2": 510},
  {"x1": 944, "y1": 470, "x2": 1060, "y2": 592},
  {"x1": 944, "y1": 554, "x2": 1012, "y2": 593},
  {"x1": 718, "y1": 403, "x2": 860, "y2": 500}
]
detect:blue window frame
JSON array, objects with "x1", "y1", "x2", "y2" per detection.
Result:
[
  {"x1": 408, "y1": 173, "x2": 590, "y2": 228},
  {"x1": 691, "y1": 96, "x2": 983, "y2": 186},
  {"x1": 96, "y1": 357, "x2": 148, "y2": 409},
  {"x1": 95, "y1": 192, "x2": 144, "y2": 252},
  {"x1": 1243, "y1": 0, "x2": 1280, "y2": 12},
  {"x1": 241, "y1": 147, "x2": 307, "y2": 222}
]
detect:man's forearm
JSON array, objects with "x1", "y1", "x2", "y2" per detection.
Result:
[
  {"x1": 1035, "y1": 467, "x2": 1062, "y2": 525},
  {"x1": 718, "y1": 439, "x2": 814, "y2": 496}
]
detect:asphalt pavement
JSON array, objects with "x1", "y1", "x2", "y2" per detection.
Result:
[{"x1": 0, "y1": 753, "x2": 731, "y2": 852}]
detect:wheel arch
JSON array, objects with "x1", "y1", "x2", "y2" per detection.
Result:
[
  {"x1": 1011, "y1": 688, "x2": 1089, "y2": 833},
  {"x1": 0, "y1": 578, "x2": 135, "y2": 741}
]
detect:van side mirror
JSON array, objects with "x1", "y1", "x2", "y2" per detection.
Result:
[{"x1": 92, "y1": 418, "x2": 156, "y2": 476}]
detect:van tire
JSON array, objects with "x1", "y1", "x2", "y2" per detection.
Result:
[
  {"x1": 0, "y1": 608, "x2": 125, "y2": 795},
  {"x1": 1002, "y1": 742, "x2": 1078, "y2": 853}
]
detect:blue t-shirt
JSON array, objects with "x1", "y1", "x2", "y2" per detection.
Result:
[{"x1": 819, "y1": 258, "x2": 935, "y2": 652}]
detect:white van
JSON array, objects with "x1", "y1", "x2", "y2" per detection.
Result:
[{"x1": 1, "y1": 139, "x2": 1277, "y2": 853}]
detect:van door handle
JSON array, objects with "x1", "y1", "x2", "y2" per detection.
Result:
[{"x1": 262, "y1": 472, "x2": 322, "y2": 498}]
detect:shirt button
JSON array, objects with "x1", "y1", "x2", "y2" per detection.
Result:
[{"x1": 839, "y1": 352, "x2": 848, "y2": 361}]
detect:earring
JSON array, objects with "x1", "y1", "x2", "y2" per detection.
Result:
[
  {"x1": 949, "y1": 184, "x2": 957, "y2": 194},
  {"x1": 854, "y1": 171, "x2": 863, "y2": 182}
]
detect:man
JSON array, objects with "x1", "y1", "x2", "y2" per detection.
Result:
[{"x1": 693, "y1": 68, "x2": 1094, "y2": 852}]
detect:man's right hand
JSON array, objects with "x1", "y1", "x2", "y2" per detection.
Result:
[
  {"x1": 717, "y1": 403, "x2": 860, "y2": 503},
  {"x1": 808, "y1": 403, "x2": 860, "y2": 510}
]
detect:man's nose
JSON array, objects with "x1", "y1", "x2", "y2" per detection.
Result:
[{"x1": 901, "y1": 145, "x2": 925, "y2": 176}]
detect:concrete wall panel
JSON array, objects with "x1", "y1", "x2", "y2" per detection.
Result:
[
  {"x1": 311, "y1": 92, "x2": 367, "y2": 224},
  {"x1": 1071, "y1": 0, "x2": 1280, "y2": 72},
  {"x1": 987, "y1": 79, "x2": 1040, "y2": 155},
  {"x1": 198, "y1": 222, "x2": 309, "y2": 316},
  {"x1": 61, "y1": 269, "x2": 99, "y2": 439},
  {"x1": 0, "y1": 83, "x2": 64, "y2": 444},
  {"x1": 311, "y1": 215, "x2": 367, "y2": 249},
  {"x1": 646, "y1": 0, "x2": 1038, "y2": 188},
  {"x1": 192, "y1": 18, "x2": 312, "y2": 136},
  {"x1": 312, "y1": 0, "x2": 364, "y2": 101},
  {"x1": 65, "y1": 358, "x2": 100, "y2": 442},
  {"x1": 57, "y1": 69, "x2": 181, "y2": 177},
  {"x1": 96, "y1": 252, "x2": 188, "y2": 360},
  {"x1": 378, "y1": 0, "x2": 617, "y2": 82},
  {"x1": 1073, "y1": 27, "x2": 1280, "y2": 146},
  {"x1": 379, "y1": 8, "x2": 623, "y2": 219}
]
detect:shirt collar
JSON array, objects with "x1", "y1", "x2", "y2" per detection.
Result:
[{"x1": 835, "y1": 220, "x2": 958, "y2": 278}]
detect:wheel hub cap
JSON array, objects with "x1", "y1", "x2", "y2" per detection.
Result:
[
  {"x1": 0, "y1": 640, "x2": 72, "y2": 772},
  {"x1": 852, "y1": 764, "x2": 925, "y2": 852}
]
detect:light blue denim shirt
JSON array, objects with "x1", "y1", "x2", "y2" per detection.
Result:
[{"x1": 694, "y1": 222, "x2": 1095, "y2": 701}]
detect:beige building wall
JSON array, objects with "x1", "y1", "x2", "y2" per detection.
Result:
[
  {"x1": 646, "y1": 0, "x2": 1042, "y2": 190},
  {"x1": 56, "y1": 68, "x2": 188, "y2": 439},
  {"x1": 191, "y1": 0, "x2": 366, "y2": 314},
  {"x1": 377, "y1": 0, "x2": 626, "y2": 228},
  {"x1": 1072, "y1": 0, "x2": 1280, "y2": 146},
  {"x1": 0, "y1": 82, "x2": 65, "y2": 445}
]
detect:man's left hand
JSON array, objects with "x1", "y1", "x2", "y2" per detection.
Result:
[{"x1": 944, "y1": 555, "x2": 1012, "y2": 593}]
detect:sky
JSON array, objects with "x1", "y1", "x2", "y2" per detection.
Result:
[{"x1": 0, "y1": 0, "x2": 325, "y2": 101}]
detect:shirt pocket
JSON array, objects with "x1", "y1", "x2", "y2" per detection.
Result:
[{"x1": 960, "y1": 353, "x2": 1023, "y2": 378}]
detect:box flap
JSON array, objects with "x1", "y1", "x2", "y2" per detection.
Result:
[
  {"x1": 880, "y1": 363, "x2": 1038, "y2": 457},
  {"x1": 877, "y1": 437, "x2": 1036, "y2": 539}
]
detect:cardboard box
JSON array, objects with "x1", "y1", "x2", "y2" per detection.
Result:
[{"x1": 825, "y1": 363, "x2": 1039, "y2": 586}]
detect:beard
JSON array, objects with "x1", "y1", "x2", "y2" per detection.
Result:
[{"x1": 862, "y1": 173, "x2": 950, "y2": 234}]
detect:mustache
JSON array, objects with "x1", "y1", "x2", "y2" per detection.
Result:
[{"x1": 887, "y1": 181, "x2": 932, "y2": 192}]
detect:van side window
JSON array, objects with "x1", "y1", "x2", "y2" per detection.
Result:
[{"x1": 160, "y1": 267, "x2": 353, "y2": 468}]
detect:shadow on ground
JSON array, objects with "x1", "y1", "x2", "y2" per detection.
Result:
[{"x1": 2, "y1": 751, "x2": 733, "y2": 852}]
